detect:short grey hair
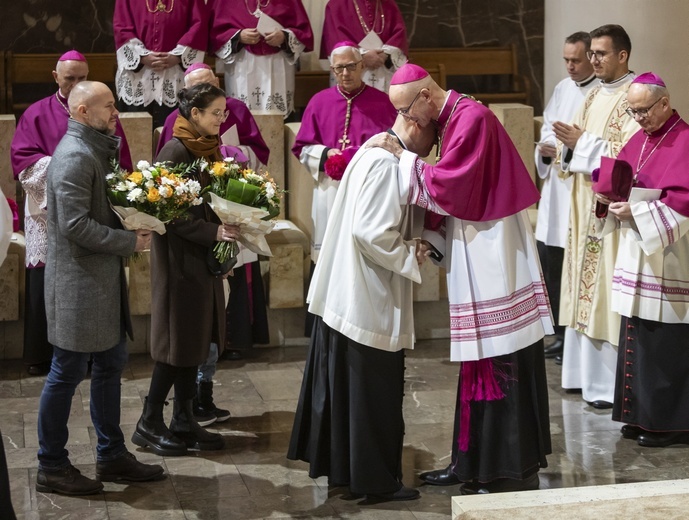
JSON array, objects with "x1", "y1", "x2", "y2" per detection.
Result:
[{"x1": 329, "y1": 45, "x2": 362, "y2": 63}]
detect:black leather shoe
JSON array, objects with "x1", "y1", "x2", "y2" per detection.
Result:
[
  {"x1": 368, "y1": 486, "x2": 420, "y2": 501},
  {"x1": 621, "y1": 424, "x2": 645, "y2": 440},
  {"x1": 460, "y1": 473, "x2": 539, "y2": 495},
  {"x1": 543, "y1": 339, "x2": 564, "y2": 358},
  {"x1": 96, "y1": 451, "x2": 165, "y2": 482},
  {"x1": 554, "y1": 355, "x2": 563, "y2": 365},
  {"x1": 221, "y1": 349, "x2": 243, "y2": 361},
  {"x1": 419, "y1": 466, "x2": 460, "y2": 486},
  {"x1": 588, "y1": 400, "x2": 613, "y2": 410},
  {"x1": 36, "y1": 465, "x2": 103, "y2": 496},
  {"x1": 26, "y1": 363, "x2": 51, "y2": 376},
  {"x1": 637, "y1": 431, "x2": 689, "y2": 448}
]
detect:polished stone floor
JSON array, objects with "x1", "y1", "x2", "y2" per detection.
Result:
[{"x1": 3, "y1": 339, "x2": 689, "y2": 519}]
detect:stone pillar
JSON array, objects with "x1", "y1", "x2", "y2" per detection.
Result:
[
  {"x1": 284, "y1": 122, "x2": 313, "y2": 244},
  {"x1": 0, "y1": 236, "x2": 25, "y2": 359},
  {"x1": 252, "y1": 111, "x2": 286, "y2": 218},
  {"x1": 490, "y1": 103, "x2": 536, "y2": 186},
  {"x1": 0, "y1": 115, "x2": 17, "y2": 199},
  {"x1": 119, "y1": 112, "x2": 153, "y2": 165}
]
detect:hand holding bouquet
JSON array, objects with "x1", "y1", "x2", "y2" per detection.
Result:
[
  {"x1": 204, "y1": 157, "x2": 282, "y2": 264},
  {"x1": 107, "y1": 160, "x2": 204, "y2": 234}
]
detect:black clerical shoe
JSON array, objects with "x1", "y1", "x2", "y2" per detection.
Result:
[
  {"x1": 419, "y1": 465, "x2": 460, "y2": 486},
  {"x1": 460, "y1": 473, "x2": 540, "y2": 495},
  {"x1": 621, "y1": 424, "x2": 645, "y2": 440},
  {"x1": 637, "y1": 431, "x2": 689, "y2": 448},
  {"x1": 543, "y1": 339, "x2": 564, "y2": 358},
  {"x1": 554, "y1": 355, "x2": 563, "y2": 366},
  {"x1": 587, "y1": 400, "x2": 613, "y2": 410},
  {"x1": 368, "y1": 486, "x2": 420, "y2": 501},
  {"x1": 26, "y1": 363, "x2": 51, "y2": 376}
]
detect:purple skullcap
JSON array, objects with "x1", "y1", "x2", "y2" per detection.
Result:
[
  {"x1": 58, "y1": 50, "x2": 86, "y2": 62},
  {"x1": 185, "y1": 62, "x2": 212, "y2": 76},
  {"x1": 632, "y1": 72, "x2": 666, "y2": 88},
  {"x1": 390, "y1": 64, "x2": 429, "y2": 85},
  {"x1": 333, "y1": 40, "x2": 359, "y2": 50}
]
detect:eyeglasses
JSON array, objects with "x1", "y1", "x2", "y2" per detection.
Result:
[
  {"x1": 625, "y1": 97, "x2": 662, "y2": 118},
  {"x1": 331, "y1": 61, "x2": 362, "y2": 75},
  {"x1": 586, "y1": 50, "x2": 612, "y2": 62},
  {"x1": 200, "y1": 108, "x2": 229, "y2": 122},
  {"x1": 397, "y1": 90, "x2": 422, "y2": 120}
]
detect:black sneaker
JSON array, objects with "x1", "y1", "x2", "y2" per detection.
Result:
[
  {"x1": 193, "y1": 399, "x2": 218, "y2": 427},
  {"x1": 36, "y1": 465, "x2": 103, "y2": 496}
]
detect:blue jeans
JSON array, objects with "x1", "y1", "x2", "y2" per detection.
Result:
[
  {"x1": 197, "y1": 342, "x2": 219, "y2": 383},
  {"x1": 37, "y1": 338, "x2": 128, "y2": 470}
]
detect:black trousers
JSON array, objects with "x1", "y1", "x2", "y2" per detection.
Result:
[
  {"x1": 23, "y1": 267, "x2": 53, "y2": 366},
  {"x1": 288, "y1": 317, "x2": 406, "y2": 495},
  {"x1": 0, "y1": 430, "x2": 17, "y2": 520},
  {"x1": 225, "y1": 262, "x2": 269, "y2": 351},
  {"x1": 537, "y1": 241, "x2": 565, "y2": 338}
]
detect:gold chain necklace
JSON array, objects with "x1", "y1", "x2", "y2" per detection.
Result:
[
  {"x1": 436, "y1": 95, "x2": 468, "y2": 162},
  {"x1": 245, "y1": 0, "x2": 271, "y2": 17},
  {"x1": 636, "y1": 117, "x2": 682, "y2": 175},
  {"x1": 352, "y1": 0, "x2": 385, "y2": 35},
  {"x1": 336, "y1": 84, "x2": 366, "y2": 150},
  {"x1": 55, "y1": 92, "x2": 69, "y2": 115},
  {"x1": 145, "y1": 0, "x2": 174, "y2": 14}
]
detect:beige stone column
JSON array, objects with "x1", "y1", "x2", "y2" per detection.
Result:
[
  {"x1": 119, "y1": 112, "x2": 153, "y2": 165},
  {"x1": 252, "y1": 111, "x2": 286, "y2": 219},
  {"x1": 0, "y1": 115, "x2": 17, "y2": 199},
  {"x1": 490, "y1": 103, "x2": 536, "y2": 185}
]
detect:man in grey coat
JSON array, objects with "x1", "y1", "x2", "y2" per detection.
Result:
[{"x1": 37, "y1": 81, "x2": 162, "y2": 495}]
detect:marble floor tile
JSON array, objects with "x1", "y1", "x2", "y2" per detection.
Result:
[{"x1": 3, "y1": 341, "x2": 689, "y2": 519}]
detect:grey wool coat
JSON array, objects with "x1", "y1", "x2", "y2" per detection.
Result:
[
  {"x1": 45, "y1": 119, "x2": 137, "y2": 352},
  {"x1": 151, "y1": 138, "x2": 226, "y2": 367}
]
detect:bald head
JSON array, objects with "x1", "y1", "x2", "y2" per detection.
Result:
[
  {"x1": 389, "y1": 75, "x2": 444, "y2": 128},
  {"x1": 184, "y1": 68, "x2": 220, "y2": 89},
  {"x1": 53, "y1": 59, "x2": 89, "y2": 99},
  {"x1": 392, "y1": 115, "x2": 437, "y2": 157},
  {"x1": 69, "y1": 82, "x2": 120, "y2": 135}
]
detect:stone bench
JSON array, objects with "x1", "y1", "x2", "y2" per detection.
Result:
[{"x1": 453, "y1": 479, "x2": 689, "y2": 519}]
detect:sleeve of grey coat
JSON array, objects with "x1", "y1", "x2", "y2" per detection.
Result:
[{"x1": 53, "y1": 156, "x2": 137, "y2": 257}]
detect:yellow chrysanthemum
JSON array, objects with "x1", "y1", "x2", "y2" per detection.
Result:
[{"x1": 211, "y1": 162, "x2": 227, "y2": 177}]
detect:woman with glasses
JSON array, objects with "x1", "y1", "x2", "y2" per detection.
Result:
[{"x1": 132, "y1": 83, "x2": 241, "y2": 456}]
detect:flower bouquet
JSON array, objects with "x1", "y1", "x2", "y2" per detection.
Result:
[
  {"x1": 106, "y1": 160, "x2": 204, "y2": 235},
  {"x1": 204, "y1": 157, "x2": 282, "y2": 264}
]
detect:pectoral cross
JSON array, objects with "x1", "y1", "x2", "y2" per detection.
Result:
[
  {"x1": 252, "y1": 86, "x2": 264, "y2": 107},
  {"x1": 338, "y1": 135, "x2": 350, "y2": 150}
]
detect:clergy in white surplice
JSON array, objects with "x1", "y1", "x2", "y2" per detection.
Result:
[
  {"x1": 288, "y1": 117, "x2": 435, "y2": 501},
  {"x1": 535, "y1": 32, "x2": 598, "y2": 360},
  {"x1": 594, "y1": 75, "x2": 689, "y2": 448},
  {"x1": 553, "y1": 24, "x2": 639, "y2": 408},
  {"x1": 372, "y1": 64, "x2": 553, "y2": 494},
  {"x1": 209, "y1": 0, "x2": 314, "y2": 118}
]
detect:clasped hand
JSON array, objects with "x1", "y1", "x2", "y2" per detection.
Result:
[
  {"x1": 216, "y1": 224, "x2": 241, "y2": 242},
  {"x1": 240, "y1": 28, "x2": 285, "y2": 48},
  {"x1": 141, "y1": 52, "x2": 181, "y2": 72}
]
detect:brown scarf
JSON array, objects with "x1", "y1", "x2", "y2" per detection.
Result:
[{"x1": 172, "y1": 114, "x2": 222, "y2": 162}]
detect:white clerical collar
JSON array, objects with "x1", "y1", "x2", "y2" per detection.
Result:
[
  {"x1": 388, "y1": 129, "x2": 409, "y2": 150},
  {"x1": 601, "y1": 71, "x2": 633, "y2": 87},
  {"x1": 575, "y1": 73, "x2": 597, "y2": 88}
]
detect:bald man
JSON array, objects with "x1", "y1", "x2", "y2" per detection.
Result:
[
  {"x1": 288, "y1": 116, "x2": 435, "y2": 502},
  {"x1": 371, "y1": 64, "x2": 552, "y2": 494},
  {"x1": 10, "y1": 51, "x2": 133, "y2": 377},
  {"x1": 156, "y1": 63, "x2": 269, "y2": 170},
  {"x1": 36, "y1": 81, "x2": 161, "y2": 496}
]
